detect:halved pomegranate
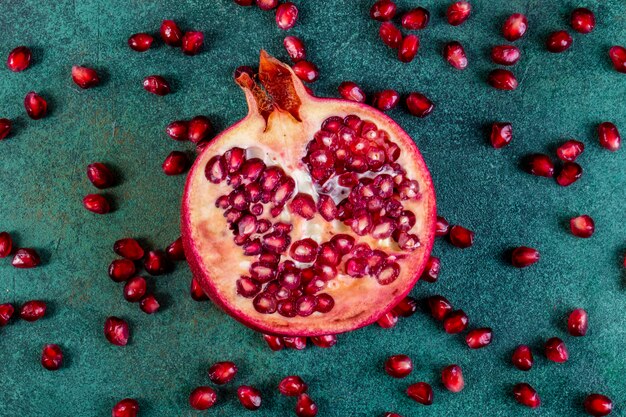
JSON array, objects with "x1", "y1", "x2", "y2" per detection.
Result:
[{"x1": 182, "y1": 52, "x2": 436, "y2": 336}]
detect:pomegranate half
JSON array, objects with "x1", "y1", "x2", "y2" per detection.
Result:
[{"x1": 182, "y1": 52, "x2": 436, "y2": 336}]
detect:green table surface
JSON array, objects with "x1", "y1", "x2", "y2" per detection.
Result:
[{"x1": 1, "y1": 0, "x2": 625, "y2": 416}]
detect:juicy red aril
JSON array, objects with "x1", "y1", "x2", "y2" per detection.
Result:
[
  {"x1": 143, "y1": 75, "x2": 171, "y2": 95},
  {"x1": 108, "y1": 259, "x2": 136, "y2": 282},
  {"x1": 0, "y1": 118, "x2": 11, "y2": 140},
  {"x1": 166, "y1": 120, "x2": 188, "y2": 141},
  {"x1": 545, "y1": 337, "x2": 568, "y2": 362},
  {"x1": 187, "y1": 116, "x2": 213, "y2": 143},
  {"x1": 406, "y1": 382, "x2": 433, "y2": 405},
  {"x1": 466, "y1": 328, "x2": 493, "y2": 349},
  {"x1": 12, "y1": 248, "x2": 41, "y2": 268},
  {"x1": 7, "y1": 46, "x2": 31, "y2": 72},
  {"x1": 284, "y1": 36, "x2": 306, "y2": 62},
  {"x1": 436, "y1": 216, "x2": 450, "y2": 236},
  {"x1": 123, "y1": 277, "x2": 147, "y2": 302},
  {"x1": 140, "y1": 294, "x2": 160, "y2": 314},
  {"x1": 372, "y1": 89, "x2": 400, "y2": 111},
  {"x1": 512, "y1": 345, "x2": 533, "y2": 371},
  {"x1": 276, "y1": 2, "x2": 298, "y2": 30},
  {"x1": 570, "y1": 215, "x2": 595, "y2": 238},
  {"x1": 311, "y1": 334, "x2": 337, "y2": 348},
  {"x1": 503, "y1": 13, "x2": 528, "y2": 41},
  {"x1": 429, "y1": 295, "x2": 453, "y2": 320},
  {"x1": 584, "y1": 394, "x2": 613, "y2": 417},
  {"x1": 370, "y1": 0, "x2": 396, "y2": 21},
  {"x1": 264, "y1": 334, "x2": 284, "y2": 351},
  {"x1": 293, "y1": 61, "x2": 319, "y2": 83},
  {"x1": 338, "y1": 81, "x2": 366, "y2": 103},
  {"x1": 87, "y1": 163, "x2": 115, "y2": 188},
  {"x1": 556, "y1": 162, "x2": 582, "y2": 186},
  {"x1": 83, "y1": 194, "x2": 111, "y2": 214},
  {"x1": 443, "y1": 310, "x2": 468, "y2": 334},
  {"x1": 284, "y1": 336, "x2": 307, "y2": 350},
  {"x1": 393, "y1": 296, "x2": 417, "y2": 317},
  {"x1": 448, "y1": 225, "x2": 474, "y2": 248},
  {"x1": 571, "y1": 8, "x2": 595, "y2": 34},
  {"x1": 546, "y1": 31, "x2": 573, "y2": 53},
  {"x1": 191, "y1": 277, "x2": 209, "y2": 300},
  {"x1": 162, "y1": 151, "x2": 189, "y2": 175},
  {"x1": 234, "y1": 0, "x2": 254, "y2": 4},
  {"x1": 525, "y1": 154, "x2": 555, "y2": 177},
  {"x1": 0, "y1": 232, "x2": 13, "y2": 257},
  {"x1": 446, "y1": 1, "x2": 471, "y2": 26},
  {"x1": 490, "y1": 122, "x2": 512, "y2": 148},
  {"x1": 144, "y1": 250, "x2": 169, "y2": 275},
  {"x1": 398, "y1": 35, "x2": 419, "y2": 63},
  {"x1": 609, "y1": 46, "x2": 626, "y2": 73},
  {"x1": 128, "y1": 33, "x2": 153, "y2": 52},
  {"x1": 513, "y1": 383, "x2": 541, "y2": 408},
  {"x1": 114, "y1": 238, "x2": 144, "y2": 260},
  {"x1": 421, "y1": 256, "x2": 440, "y2": 282},
  {"x1": 511, "y1": 246, "x2": 540, "y2": 268},
  {"x1": 441, "y1": 365, "x2": 464, "y2": 392},
  {"x1": 488, "y1": 69, "x2": 518, "y2": 90},
  {"x1": 295, "y1": 393, "x2": 318, "y2": 417},
  {"x1": 112, "y1": 399, "x2": 139, "y2": 417},
  {"x1": 182, "y1": 31, "x2": 204, "y2": 55},
  {"x1": 384, "y1": 354, "x2": 413, "y2": 378},
  {"x1": 24, "y1": 91, "x2": 48, "y2": 119},
  {"x1": 377, "y1": 311, "x2": 398, "y2": 328},
  {"x1": 72, "y1": 66, "x2": 100, "y2": 89},
  {"x1": 104, "y1": 316, "x2": 129, "y2": 346},
  {"x1": 568, "y1": 308, "x2": 589, "y2": 336},
  {"x1": 491, "y1": 45, "x2": 520, "y2": 66},
  {"x1": 256, "y1": 0, "x2": 278, "y2": 11},
  {"x1": 405, "y1": 93, "x2": 434, "y2": 117},
  {"x1": 279, "y1": 375, "x2": 308, "y2": 396},
  {"x1": 315, "y1": 293, "x2": 335, "y2": 313},
  {"x1": 0, "y1": 303, "x2": 14, "y2": 326},
  {"x1": 160, "y1": 20, "x2": 182, "y2": 46},
  {"x1": 19, "y1": 300, "x2": 47, "y2": 321},
  {"x1": 41, "y1": 344, "x2": 63, "y2": 371},
  {"x1": 597, "y1": 122, "x2": 621, "y2": 151},
  {"x1": 402, "y1": 7, "x2": 429, "y2": 30},
  {"x1": 379, "y1": 22, "x2": 402, "y2": 49},
  {"x1": 557, "y1": 140, "x2": 584, "y2": 161},
  {"x1": 209, "y1": 361, "x2": 238, "y2": 384},
  {"x1": 189, "y1": 386, "x2": 217, "y2": 410},
  {"x1": 443, "y1": 41, "x2": 468, "y2": 70},
  {"x1": 166, "y1": 237, "x2": 185, "y2": 261},
  {"x1": 237, "y1": 386, "x2": 262, "y2": 410}
]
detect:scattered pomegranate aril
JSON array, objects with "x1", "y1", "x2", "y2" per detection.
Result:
[
  {"x1": 162, "y1": 151, "x2": 189, "y2": 175},
  {"x1": 72, "y1": 65, "x2": 100, "y2": 89},
  {"x1": 393, "y1": 296, "x2": 417, "y2": 318},
  {"x1": 377, "y1": 311, "x2": 398, "y2": 328},
  {"x1": 283, "y1": 36, "x2": 306, "y2": 62},
  {"x1": 525, "y1": 154, "x2": 555, "y2": 177},
  {"x1": 234, "y1": 0, "x2": 254, "y2": 5},
  {"x1": 384, "y1": 354, "x2": 413, "y2": 378},
  {"x1": 405, "y1": 92, "x2": 434, "y2": 117},
  {"x1": 144, "y1": 250, "x2": 169, "y2": 275},
  {"x1": 609, "y1": 46, "x2": 626, "y2": 73},
  {"x1": 256, "y1": 0, "x2": 278, "y2": 10},
  {"x1": 544, "y1": 337, "x2": 568, "y2": 363},
  {"x1": 83, "y1": 194, "x2": 111, "y2": 214},
  {"x1": 429, "y1": 295, "x2": 453, "y2": 320},
  {"x1": 128, "y1": 33, "x2": 153, "y2": 52},
  {"x1": 112, "y1": 398, "x2": 139, "y2": 417},
  {"x1": 546, "y1": 31, "x2": 573, "y2": 53},
  {"x1": 570, "y1": 215, "x2": 594, "y2": 238},
  {"x1": 160, "y1": 20, "x2": 182, "y2": 46},
  {"x1": 513, "y1": 383, "x2": 541, "y2": 408},
  {"x1": 441, "y1": 365, "x2": 464, "y2": 392},
  {"x1": 503, "y1": 13, "x2": 528, "y2": 41},
  {"x1": 293, "y1": 61, "x2": 319, "y2": 83},
  {"x1": 143, "y1": 75, "x2": 171, "y2": 96},
  {"x1": 166, "y1": 237, "x2": 185, "y2": 261},
  {"x1": 487, "y1": 69, "x2": 518, "y2": 90},
  {"x1": 19, "y1": 300, "x2": 47, "y2": 322},
  {"x1": 435, "y1": 216, "x2": 450, "y2": 237},
  {"x1": 402, "y1": 7, "x2": 429, "y2": 30},
  {"x1": 12, "y1": 248, "x2": 41, "y2": 268},
  {"x1": 448, "y1": 225, "x2": 474, "y2": 248},
  {"x1": 0, "y1": 303, "x2": 14, "y2": 326},
  {"x1": 187, "y1": 116, "x2": 212, "y2": 143},
  {"x1": 338, "y1": 81, "x2": 366, "y2": 103},
  {"x1": 491, "y1": 45, "x2": 520, "y2": 66},
  {"x1": 570, "y1": 8, "x2": 595, "y2": 34},
  {"x1": 104, "y1": 316, "x2": 129, "y2": 346},
  {"x1": 237, "y1": 386, "x2": 262, "y2": 410},
  {"x1": 24, "y1": 91, "x2": 48, "y2": 119},
  {"x1": 556, "y1": 162, "x2": 582, "y2": 186},
  {"x1": 372, "y1": 89, "x2": 400, "y2": 111},
  {"x1": 139, "y1": 294, "x2": 160, "y2": 313},
  {"x1": 123, "y1": 277, "x2": 147, "y2": 302},
  {"x1": 41, "y1": 344, "x2": 63, "y2": 371},
  {"x1": 406, "y1": 382, "x2": 433, "y2": 405},
  {"x1": 443, "y1": 41, "x2": 468, "y2": 70},
  {"x1": 420, "y1": 256, "x2": 440, "y2": 282},
  {"x1": 597, "y1": 122, "x2": 621, "y2": 151},
  {"x1": 311, "y1": 334, "x2": 337, "y2": 348},
  {"x1": 7, "y1": 46, "x2": 31, "y2": 72},
  {"x1": 446, "y1": 1, "x2": 471, "y2": 26},
  {"x1": 87, "y1": 163, "x2": 115, "y2": 188},
  {"x1": 279, "y1": 375, "x2": 308, "y2": 396},
  {"x1": 113, "y1": 238, "x2": 144, "y2": 260},
  {"x1": 189, "y1": 386, "x2": 217, "y2": 410},
  {"x1": 584, "y1": 394, "x2": 613, "y2": 417},
  {"x1": 182, "y1": 31, "x2": 204, "y2": 55},
  {"x1": 466, "y1": 327, "x2": 492, "y2": 349},
  {"x1": 263, "y1": 334, "x2": 284, "y2": 351},
  {"x1": 398, "y1": 35, "x2": 419, "y2": 63},
  {"x1": 511, "y1": 246, "x2": 540, "y2": 268},
  {"x1": 275, "y1": 2, "x2": 298, "y2": 30},
  {"x1": 379, "y1": 22, "x2": 402, "y2": 49},
  {"x1": 490, "y1": 122, "x2": 512, "y2": 148},
  {"x1": 108, "y1": 259, "x2": 136, "y2": 282},
  {"x1": 190, "y1": 277, "x2": 208, "y2": 301},
  {"x1": 443, "y1": 309, "x2": 468, "y2": 334},
  {"x1": 512, "y1": 345, "x2": 534, "y2": 371},
  {"x1": 370, "y1": 0, "x2": 396, "y2": 21},
  {"x1": 557, "y1": 140, "x2": 584, "y2": 161},
  {"x1": 209, "y1": 361, "x2": 238, "y2": 384},
  {"x1": 568, "y1": 308, "x2": 589, "y2": 336},
  {"x1": 0, "y1": 232, "x2": 13, "y2": 257},
  {"x1": 0, "y1": 118, "x2": 11, "y2": 140},
  {"x1": 166, "y1": 120, "x2": 188, "y2": 141},
  {"x1": 295, "y1": 393, "x2": 318, "y2": 417}
]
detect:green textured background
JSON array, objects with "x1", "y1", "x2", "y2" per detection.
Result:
[{"x1": 0, "y1": 0, "x2": 625, "y2": 416}]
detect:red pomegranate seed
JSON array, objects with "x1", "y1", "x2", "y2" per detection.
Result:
[
  {"x1": 209, "y1": 361, "x2": 238, "y2": 384},
  {"x1": 402, "y1": 8, "x2": 429, "y2": 30},
  {"x1": 405, "y1": 92, "x2": 434, "y2": 117},
  {"x1": 525, "y1": 153, "x2": 555, "y2": 177},
  {"x1": 372, "y1": 89, "x2": 400, "y2": 112},
  {"x1": 446, "y1": 1, "x2": 471, "y2": 26},
  {"x1": 511, "y1": 246, "x2": 540, "y2": 268},
  {"x1": 441, "y1": 365, "x2": 464, "y2": 392},
  {"x1": 189, "y1": 386, "x2": 217, "y2": 410},
  {"x1": 256, "y1": 0, "x2": 278, "y2": 10},
  {"x1": 448, "y1": 225, "x2": 474, "y2": 248},
  {"x1": 144, "y1": 250, "x2": 169, "y2": 275},
  {"x1": 584, "y1": 394, "x2": 613, "y2": 417},
  {"x1": 72, "y1": 65, "x2": 100, "y2": 89},
  {"x1": 443, "y1": 309, "x2": 468, "y2": 334},
  {"x1": 421, "y1": 256, "x2": 440, "y2": 283},
  {"x1": 188, "y1": 116, "x2": 212, "y2": 143},
  {"x1": 283, "y1": 36, "x2": 306, "y2": 62},
  {"x1": 234, "y1": 0, "x2": 254, "y2": 5},
  {"x1": 123, "y1": 277, "x2": 147, "y2": 302},
  {"x1": 597, "y1": 122, "x2": 621, "y2": 151},
  {"x1": 512, "y1": 345, "x2": 534, "y2": 371},
  {"x1": 112, "y1": 399, "x2": 139, "y2": 417},
  {"x1": 143, "y1": 75, "x2": 171, "y2": 96},
  {"x1": 166, "y1": 237, "x2": 185, "y2": 261},
  {"x1": 570, "y1": 215, "x2": 595, "y2": 238},
  {"x1": 140, "y1": 294, "x2": 160, "y2": 314},
  {"x1": 12, "y1": 248, "x2": 41, "y2": 268},
  {"x1": 160, "y1": 20, "x2": 182, "y2": 46},
  {"x1": 385, "y1": 354, "x2": 413, "y2": 378},
  {"x1": 429, "y1": 295, "x2": 453, "y2": 320},
  {"x1": 104, "y1": 316, "x2": 129, "y2": 346},
  {"x1": 7, "y1": 46, "x2": 31, "y2": 72},
  {"x1": 557, "y1": 140, "x2": 584, "y2": 161},
  {"x1": 609, "y1": 46, "x2": 626, "y2": 73},
  {"x1": 311, "y1": 334, "x2": 337, "y2": 348},
  {"x1": 87, "y1": 162, "x2": 115, "y2": 188},
  {"x1": 190, "y1": 277, "x2": 208, "y2": 301},
  {"x1": 370, "y1": 0, "x2": 396, "y2": 21},
  {"x1": 276, "y1": 2, "x2": 298, "y2": 30},
  {"x1": 545, "y1": 337, "x2": 568, "y2": 363},
  {"x1": 24, "y1": 91, "x2": 48, "y2": 119},
  {"x1": 182, "y1": 31, "x2": 204, "y2": 55},
  {"x1": 491, "y1": 45, "x2": 520, "y2": 66},
  {"x1": 377, "y1": 311, "x2": 398, "y2": 328},
  {"x1": 19, "y1": 300, "x2": 47, "y2": 321},
  {"x1": 279, "y1": 375, "x2": 308, "y2": 396},
  {"x1": 546, "y1": 31, "x2": 573, "y2": 53},
  {"x1": 570, "y1": 8, "x2": 595, "y2": 34},
  {"x1": 284, "y1": 336, "x2": 307, "y2": 350},
  {"x1": 487, "y1": 69, "x2": 518, "y2": 90},
  {"x1": 295, "y1": 393, "x2": 318, "y2": 417},
  {"x1": 556, "y1": 162, "x2": 582, "y2": 186},
  {"x1": 393, "y1": 296, "x2": 418, "y2": 317},
  {"x1": 490, "y1": 122, "x2": 512, "y2": 148},
  {"x1": 114, "y1": 238, "x2": 144, "y2": 260},
  {"x1": 443, "y1": 41, "x2": 468, "y2": 70},
  {"x1": 162, "y1": 151, "x2": 189, "y2": 175},
  {"x1": 0, "y1": 118, "x2": 11, "y2": 140},
  {"x1": 406, "y1": 382, "x2": 433, "y2": 405},
  {"x1": 41, "y1": 344, "x2": 63, "y2": 371},
  {"x1": 0, "y1": 232, "x2": 13, "y2": 257},
  {"x1": 293, "y1": 61, "x2": 319, "y2": 83},
  {"x1": 0, "y1": 303, "x2": 14, "y2": 326},
  {"x1": 83, "y1": 194, "x2": 111, "y2": 214},
  {"x1": 503, "y1": 13, "x2": 528, "y2": 41},
  {"x1": 466, "y1": 328, "x2": 493, "y2": 349},
  {"x1": 435, "y1": 216, "x2": 450, "y2": 237},
  {"x1": 128, "y1": 33, "x2": 153, "y2": 52},
  {"x1": 513, "y1": 383, "x2": 541, "y2": 408},
  {"x1": 237, "y1": 386, "x2": 262, "y2": 410},
  {"x1": 338, "y1": 81, "x2": 366, "y2": 102},
  {"x1": 166, "y1": 120, "x2": 188, "y2": 141},
  {"x1": 379, "y1": 22, "x2": 402, "y2": 49},
  {"x1": 108, "y1": 259, "x2": 136, "y2": 282},
  {"x1": 568, "y1": 308, "x2": 589, "y2": 336},
  {"x1": 398, "y1": 35, "x2": 419, "y2": 63}
]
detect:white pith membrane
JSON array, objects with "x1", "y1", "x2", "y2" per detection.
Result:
[{"x1": 182, "y1": 52, "x2": 436, "y2": 336}]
